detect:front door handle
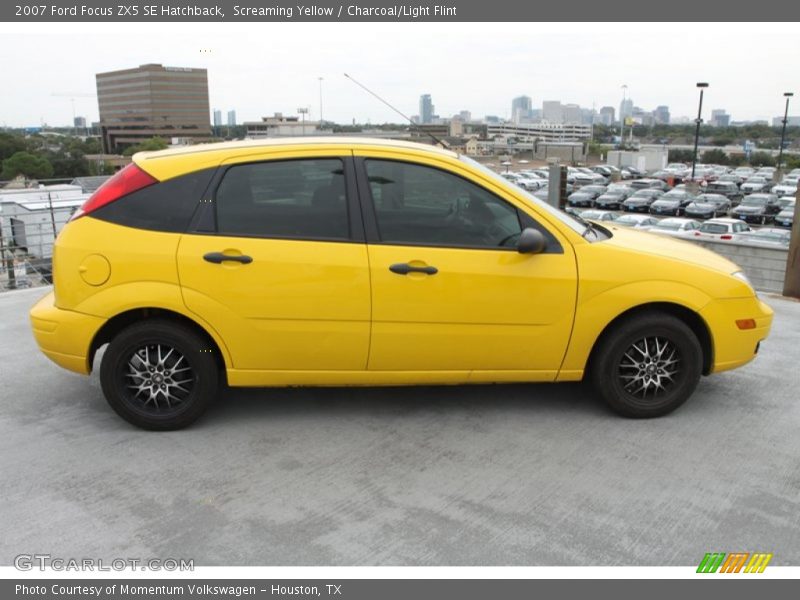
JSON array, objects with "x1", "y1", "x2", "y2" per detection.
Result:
[
  {"x1": 389, "y1": 263, "x2": 438, "y2": 276},
  {"x1": 203, "y1": 252, "x2": 253, "y2": 265}
]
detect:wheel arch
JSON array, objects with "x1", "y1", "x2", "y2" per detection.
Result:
[
  {"x1": 585, "y1": 302, "x2": 714, "y2": 377},
  {"x1": 88, "y1": 308, "x2": 228, "y2": 377}
]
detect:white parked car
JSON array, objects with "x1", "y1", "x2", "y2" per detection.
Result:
[
  {"x1": 736, "y1": 228, "x2": 791, "y2": 247},
  {"x1": 691, "y1": 218, "x2": 751, "y2": 241},
  {"x1": 612, "y1": 214, "x2": 660, "y2": 229},
  {"x1": 647, "y1": 218, "x2": 701, "y2": 238},
  {"x1": 741, "y1": 176, "x2": 771, "y2": 194}
]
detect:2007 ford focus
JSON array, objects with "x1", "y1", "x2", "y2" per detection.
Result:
[{"x1": 29, "y1": 138, "x2": 773, "y2": 429}]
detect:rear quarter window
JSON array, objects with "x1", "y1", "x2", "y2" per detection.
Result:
[{"x1": 90, "y1": 168, "x2": 216, "y2": 233}]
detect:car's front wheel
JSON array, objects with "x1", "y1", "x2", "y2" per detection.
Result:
[
  {"x1": 590, "y1": 312, "x2": 702, "y2": 418},
  {"x1": 100, "y1": 320, "x2": 219, "y2": 430}
]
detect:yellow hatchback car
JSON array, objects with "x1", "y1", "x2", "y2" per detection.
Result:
[{"x1": 30, "y1": 138, "x2": 772, "y2": 429}]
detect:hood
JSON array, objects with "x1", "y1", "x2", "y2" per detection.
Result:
[
  {"x1": 733, "y1": 205, "x2": 764, "y2": 214},
  {"x1": 603, "y1": 225, "x2": 739, "y2": 274},
  {"x1": 687, "y1": 202, "x2": 715, "y2": 210}
]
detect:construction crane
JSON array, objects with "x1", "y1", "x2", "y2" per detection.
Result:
[{"x1": 51, "y1": 92, "x2": 96, "y2": 134}]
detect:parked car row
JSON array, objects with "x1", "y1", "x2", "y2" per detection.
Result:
[{"x1": 572, "y1": 211, "x2": 791, "y2": 247}]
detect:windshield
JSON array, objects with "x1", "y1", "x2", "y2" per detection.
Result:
[
  {"x1": 460, "y1": 156, "x2": 591, "y2": 238},
  {"x1": 742, "y1": 197, "x2": 767, "y2": 206}
]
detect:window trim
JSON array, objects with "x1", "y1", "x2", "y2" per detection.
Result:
[
  {"x1": 188, "y1": 155, "x2": 365, "y2": 243},
  {"x1": 354, "y1": 157, "x2": 562, "y2": 254}
]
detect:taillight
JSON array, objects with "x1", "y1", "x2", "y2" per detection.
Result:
[
  {"x1": 721, "y1": 234, "x2": 732, "y2": 240},
  {"x1": 70, "y1": 163, "x2": 158, "y2": 221}
]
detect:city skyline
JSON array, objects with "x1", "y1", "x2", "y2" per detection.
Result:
[{"x1": 1, "y1": 22, "x2": 798, "y2": 128}]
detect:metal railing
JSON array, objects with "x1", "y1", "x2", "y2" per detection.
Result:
[{"x1": 0, "y1": 219, "x2": 61, "y2": 290}]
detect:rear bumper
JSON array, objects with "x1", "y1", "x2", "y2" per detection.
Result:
[
  {"x1": 29, "y1": 291, "x2": 105, "y2": 375},
  {"x1": 700, "y1": 295, "x2": 774, "y2": 374}
]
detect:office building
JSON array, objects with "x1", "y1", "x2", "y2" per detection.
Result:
[
  {"x1": 227, "y1": 110, "x2": 236, "y2": 126},
  {"x1": 599, "y1": 106, "x2": 615, "y2": 126},
  {"x1": 419, "y1": 94, "x2": 434, "y2": 124},
  {"x1": 96, "y1": 63, "x2": 211, "y2": 153},
  {"x1": 511, "y1": 95, "x2": 532, "y2": 124},
  {"x1": 244, "y1": 113, "x2": 320, "y2": 138},
  {"x1": 711, "y1": 109, "x2": 730, "y2": 127},
  {"x1": 653, "y1": 105, "x2": 670, "y2": 125},
  {"x1": 213, "y1": 109, "x2": 222, "y2": 127},
  {"x1": 542, "y1": 101, "x2": 563, "y2": 124}
]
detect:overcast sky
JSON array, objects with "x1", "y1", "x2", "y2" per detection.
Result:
[{"x1": 1, "y1": 22, "x2": 798, "y2": 127}]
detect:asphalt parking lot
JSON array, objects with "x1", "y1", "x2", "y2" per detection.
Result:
[{"x1": 1, "y1": 287, "x2": 799, "y2": 566}]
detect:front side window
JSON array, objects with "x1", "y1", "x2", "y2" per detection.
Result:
[
  {"x1": 364, "y1": 159, "x2": 523, "y2": 249},
  {"x1": 215, "y1": 158, "x2": 349, "y2": 240}
]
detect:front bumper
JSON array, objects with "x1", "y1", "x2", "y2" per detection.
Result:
[
  {"x1": 700, "y1": 296, "x2": 773, "y2": 374},
  {"x1": 29, "y1": 291, "x2": 105, "y2": 375}
]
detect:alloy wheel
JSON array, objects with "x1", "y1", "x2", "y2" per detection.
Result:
[
  {"x1": 617, "y1": 336, "x2": 681, "y2": 400},
  {"x1": 124, "y1": 343, "x2": 195, "y2": 412}
]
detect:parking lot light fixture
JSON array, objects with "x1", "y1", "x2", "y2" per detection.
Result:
[
  {"x1": 691, "y1": 83, "x2": 709, "y2": 182},
  {"x1": 778, "y1": 92, "x2": 794, "y2": 171}
]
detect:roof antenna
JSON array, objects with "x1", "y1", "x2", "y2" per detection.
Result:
[{"x1": 343, "y1": 73, "x2": 446, "y2": 148}]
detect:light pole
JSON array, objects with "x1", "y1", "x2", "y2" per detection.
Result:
[
  {"x1": 297, "y1": 107, "x2": 309, "y2": 135},
  {"x1": 620, "y1": 84, "x2": 628, "y2": 147},
  {"x1": 691, "y1": 82, "x2": 709, "y2": 181},
  {"x1": 778, "y1": 92, "x2": 794, "y2": 172},
  {"x1": 318, "y1": 77, "x2": 324, "y2": 124}
]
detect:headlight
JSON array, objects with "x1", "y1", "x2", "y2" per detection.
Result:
[{"x1": 731, "y1": 270, "x2": 754, "y2": 292}]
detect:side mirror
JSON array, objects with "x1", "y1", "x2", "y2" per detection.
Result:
[{"x1": 517, "y1": 227, "x2": 547, "y2": 255}]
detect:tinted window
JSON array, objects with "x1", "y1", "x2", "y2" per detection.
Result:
[
  {"x1": 92, "y1": 168, "x2": 215, "y2": 233},
  {"x1": 215, "y1": 159, "x2": 349, "y2": 240},
  {"x1": 365, "y1": 160, "x2": 526, "y2": 249}
]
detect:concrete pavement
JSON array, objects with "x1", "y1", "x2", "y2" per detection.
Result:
[{"x1": 1, "y1": 287, "x2": 798, "y2": 566}]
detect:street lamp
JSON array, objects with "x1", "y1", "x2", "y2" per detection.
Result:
[
  {"x1": 778, "y1": 92, "x2": 794, "y2": 172},
  {"x1": 691, "y1": 82, "x2": 709, "y2": 181}
]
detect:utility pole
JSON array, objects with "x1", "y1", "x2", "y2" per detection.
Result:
[
  {"x1": 783, "y1": 186, "x2": 800, "y2": 298},
  {"x1": 691, "y1": 82, "x2": 709, "y2": 182},
  {"x1": 777, "y1": 92, "x2": 793, "y2": 174}
]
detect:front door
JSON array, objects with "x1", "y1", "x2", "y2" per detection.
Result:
[{"x1": 359, "y1": 158, "x2": 577, "y2": 377}]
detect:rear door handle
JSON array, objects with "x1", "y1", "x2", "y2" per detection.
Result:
[
  {"x1": 203, "y1": 252, "x2": 253, "y2": 265},
  {"x1": 389, "y1": 263, "x2": 438, "y2": 276}
]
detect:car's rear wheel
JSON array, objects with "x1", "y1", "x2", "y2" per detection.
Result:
[
  {"x1": 100, "y1": 320, "x2": 219, "y2": 430},
  {"x1": 590, "y1": 312, "x2": 702, "y2": 418}
]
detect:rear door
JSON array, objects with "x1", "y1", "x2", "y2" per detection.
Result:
[{"x1": 177, "y1": 155, "x2": 371, "y2": 372}]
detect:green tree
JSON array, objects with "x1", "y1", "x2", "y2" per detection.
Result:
[
  {"x1": 1, "y1": 151, "x2": 54, "y2": 180},
  {"x1": 0, "y1": 132, "x2": 29, "y2": 162},
  {"x1": 749, "y1": 151, "x2": 776, "y2": 167},
  {"x1": 668, "y1": 149, "x2": 695, "y2": 163},
  {"x1": 701, "y1": 149, "x2": 729, "y2": 165},
  {"x1": 122, "y1": 137, "x2": 169, "y2": 156}
]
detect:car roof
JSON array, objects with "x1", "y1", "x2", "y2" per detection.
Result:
[{"x1": 133, "y1": 137, "x2": 460, "y2": 179}]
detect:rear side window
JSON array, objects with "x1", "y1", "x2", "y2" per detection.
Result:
[
  {"x1": 91, "y1": 168, "x2": 215, "y2": 233},
  {"x1": 215, "y1": 159, "x2": 349, "y2": 240}
]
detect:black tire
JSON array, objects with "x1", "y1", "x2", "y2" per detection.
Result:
[
  {"x1": 100, "y1": 319, "x2": 219, "y2": 430},
  {"x1": 590, "y1": 312, "x2": 702, "y2": 418}
]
